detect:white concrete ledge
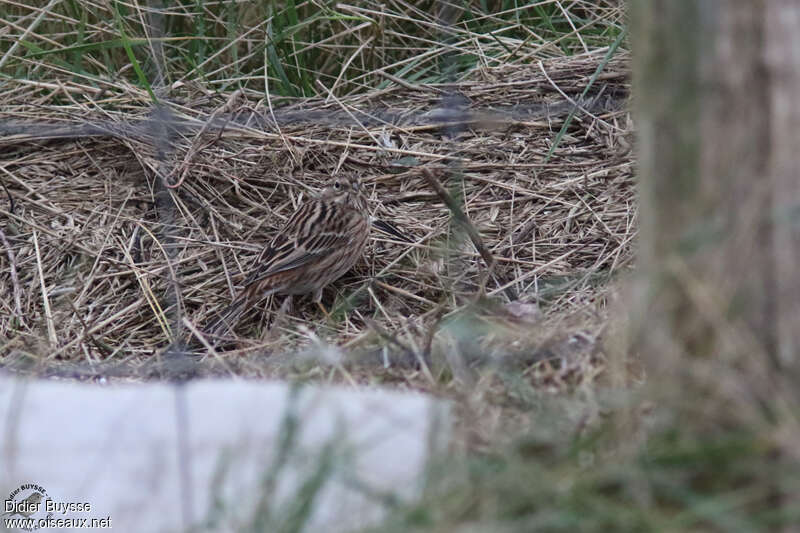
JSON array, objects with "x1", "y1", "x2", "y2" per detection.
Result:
[{"x1": 0, "y1": 378, "x2": 450, "y2": 532}]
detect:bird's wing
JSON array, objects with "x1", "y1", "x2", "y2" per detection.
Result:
[
  {"x1": 372, "y1": 218, "x2": 413, "y2": 243},
  {"x1": 243, "y1": 201, "x2": 359, "y2": 285}
]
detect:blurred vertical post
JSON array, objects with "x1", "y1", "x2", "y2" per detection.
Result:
[
  {"x1": 634, "y1": 0, "x2": 800, "y2": 386},
  {"x1": 633, "y1": 0, "x2": 800, "y2": 526}
]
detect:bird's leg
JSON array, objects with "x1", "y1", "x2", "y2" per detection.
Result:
[
  {"x1": 313, "y1": 289, "x2": 331, "y2": 320},
  {"x1": 263, "y1": 295, "x2": 292, "y2": 343},
  {"x1": 280, "y1": 294, "x2": 294, "y2": 315},
  {"x1": 267, "y1": 295, "x2": 290, "y2": 330},
  {"x1": 316, "y1": 301, "x2": 330, "y2": 318}
]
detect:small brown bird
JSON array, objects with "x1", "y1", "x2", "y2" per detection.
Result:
[{"x1": 209, "y1": 175, "x2": 370, "y2": 339}]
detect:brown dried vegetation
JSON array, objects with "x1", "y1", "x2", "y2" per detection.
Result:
[{"x1": 1, "y1": 52, "x2": 633, "y2": 414}]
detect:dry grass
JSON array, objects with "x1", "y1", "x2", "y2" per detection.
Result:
[
  {"x1": 0, "y1": 1, "x2": 634, "y2": 464},
  {"x1": 1, "y1": 50, "x2": 633, "y2": 401},
  {"x1": 0, "y1": 0, "x2": 633, "y2": 454}
]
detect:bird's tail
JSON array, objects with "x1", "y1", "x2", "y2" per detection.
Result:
[{"x1": 205, "y1": 295, "x2": 250, "y2": 342}]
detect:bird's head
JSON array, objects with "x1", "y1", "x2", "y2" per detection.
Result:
[{"x1": 319, "y1": 176, "x2": 367, "y2": 211}]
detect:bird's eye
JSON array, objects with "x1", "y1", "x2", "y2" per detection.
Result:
[{"x1": 333, "y1": 181, "x2": 341, "y2": 190}]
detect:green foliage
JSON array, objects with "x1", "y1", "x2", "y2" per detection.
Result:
[{"x1": 0, "y1": 1, "x2": 625, "y2": 97}]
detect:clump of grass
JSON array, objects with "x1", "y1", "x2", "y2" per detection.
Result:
[{"x1": 0, "y1": 1, "x2": 626, "y2": 98}]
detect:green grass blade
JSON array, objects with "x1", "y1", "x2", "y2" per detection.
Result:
[
  {"x1": 113, "y1": 1, "x2": 157, "y2": 102},
  {"x1": 544, "y1": 27, "x2": 627, "y2": 163}
]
